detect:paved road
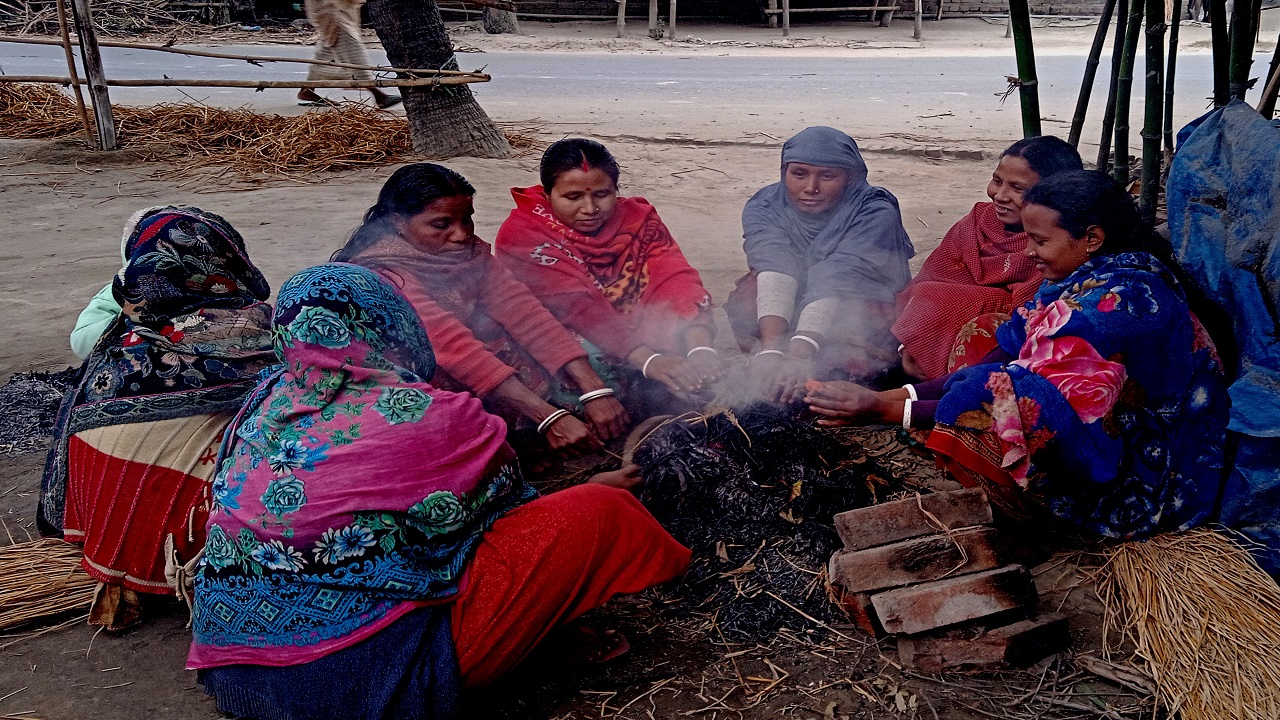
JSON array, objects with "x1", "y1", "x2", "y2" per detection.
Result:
[{"x1": 0, "y1": 42, "x2": 1266, "y2": 149}]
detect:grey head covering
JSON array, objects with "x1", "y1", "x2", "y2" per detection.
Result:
[{"x1": 741, "y1": 126, "x2": 915, "y2": 309}]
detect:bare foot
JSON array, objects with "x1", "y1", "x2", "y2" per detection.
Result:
[{"x1": 297, "y1": 89, "x2": 331, "y2": 106}]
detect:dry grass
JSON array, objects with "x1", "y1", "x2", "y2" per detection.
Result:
[
  {"x1": 0, "y1": 538, "x2": 95, "y2": 632},
  {"x1": 0, "y1": 83, "x2": 544, "y2": 178},
  {"x1": 1095, "y1": 528, "x2": 1280, "y2": 720}
]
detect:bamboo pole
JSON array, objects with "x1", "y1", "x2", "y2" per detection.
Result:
[
  {"x1": 1007, "y1": 0, "x2": 1042, "y2": 137},
  {"x1": 1209, "y1": 0, "x2": 1229, "y2": 105},
  {"x1": 782, "y1": 0, "x2": 790, "y2": 36},
  {"x1": 0, "y1": 75, "x2": 489, "y2": 88},
  {"x1": 1139, "y1": 0, "x2": 1165, "y2": 221},
  {"x1": 1112, "y1": 0, "x2": 1143, "y2": 183},
  {"x1": 0, "y1": 36, "x2": 482, "y2": 78},
  {"x1": 52, "y1": 0, "x2": 92, "y2": 146},
  {"x1": 1067, "y1": 0, "x2": 1119, "y2": 147},
  {"x1": 1163, "y1": 0, "x2": 1182, "y2": 151},
  {"x1": 1227, "y1": 0, "x2": 1259, "y2": 101},
  {"x1": 68, "y1": 0, "x2": 115, "y2": 150},
  {"x1": 616, "y1": 0, "x2": 626, "y2": 37},
  {"x1": 1260, "y1": 32, "x2": 1280, "y2": 119},
  {"x1": 1097, "y1": 0, "x2": 1129, "y2": 171}
]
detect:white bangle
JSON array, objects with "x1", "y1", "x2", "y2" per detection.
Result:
[
  {"x1": 902, "y1": 397, "x2": 913, "y2": 430},
  {"x1": 897, "y1": 343, "x2": 906, "y2": 355},
  {"x1": 686, "y1": 346, "x2": 718, "y2": 358},
  {"x1": 641, "y1": 353, "x2": 662, "y2": 379},
  {"x1": 791, "y1": 334, "x2": 821, "y2": 353},
  {"x1": 537, "y1": 408, "x2": 572, "y2": 434},
  {"x1": 578, "y1": 387, "x2": 616, "y2": 404},
  {"x1": 754, "y1": 349, "x2": 784, "y2": 358},
  {"x1": 903, "y1": 384, "x2": 918, "y2": 402}
]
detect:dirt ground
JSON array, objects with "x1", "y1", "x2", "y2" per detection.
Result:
[{"x1": 0, "y1": 17, "x2": 1183, "y2": 718}]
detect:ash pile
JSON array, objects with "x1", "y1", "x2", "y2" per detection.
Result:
[
  {"x1": 0, "y1": 368, "x2": 78, "y2": 455},
  {"x1": 631, "y1": 403, "x2": 903, "y2": 640}
]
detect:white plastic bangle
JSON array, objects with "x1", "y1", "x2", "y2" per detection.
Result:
[
  {"x1": 903, "y1": 383, "x2": 919, "y2": 402},
  {"x1": 791, "y1": 334, "x2": 821, "y2": 353},
  {"x1": 897, "y1": 343, "x2": 906, "y2": 354},
  {"x1": 686, "y1": 346, "x2": 718, "y2": 358},
  {"x1": 641, "y1": 352, "x2": 663, "y2": 379},
  {"x1": 902, "y1": 397, "x2": 913, "y2": 430},
  {"x1": 537, "y1": 408, "x2": 572, "y2": 434},
  {"x1": 578, "y1": 387, "x2": 616, "y2": 404},
  {"x1": 754, "y1": 349, "x2": 785, "y2": 358}
]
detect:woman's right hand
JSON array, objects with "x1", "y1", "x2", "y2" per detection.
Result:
[
  {"x1": 804, "y1": 380, "x2": 891, "y2": 426},
  {"x1": 582, "y1": 396, "x2": 629, "y2": 442},
  {"x1": 644, "y1": 355, "x2": 705, "y2": 394},
  {"x1": 544, "y1": 413, "x2": 604, "y2": 456}
]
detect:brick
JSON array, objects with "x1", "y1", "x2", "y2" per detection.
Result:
[
  {"x1": 830, "y1": 586, "x2": 887, "y2": 637},
  {"x1": 833, "y1": 487, "x2": 993, "y2": 552},
  {"x1": 871, "y1": 565, "x2": 1037, "y2": 635},
  {"x1": 897, "y1": 614, "x2": 1071, "y2": 672},
  {"x1": 829, "y1": 527, "x2": 1002, "y2": 594}
]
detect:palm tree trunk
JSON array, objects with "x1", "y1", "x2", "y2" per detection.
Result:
[
  {"x1": 1112, "y1": 0, "x2": 1143, "y2": 184},
  {"x1": 1139, "y1": 0, "x2": 1165, "y2": 222},
  {"x1": 367, "y1": 0, "x2": 511, "y2": 159},
  {"x1": 1163, "y1": 0, "x2": 1182, "y2": 151},
  {"x1": 1097, "y1": 0, "x2": 1129, "y2": 172},
  {"x1": 1007, "y1": 0, "x2": 1042, "y2": 137},
  {"x1": 1068, "y1": 0, "x2": 1119, "y2": 148}
]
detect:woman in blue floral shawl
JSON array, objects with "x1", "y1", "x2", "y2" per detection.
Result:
[
  {"x1": 804, "y1": 171, "x2": 1230, "y2": 542},
  {"x1": 40, "y1": 207, "x2": 277, "y2": 629},
  {"x1": 188, "y1": 263, "x2": 689, "y2": 720}
]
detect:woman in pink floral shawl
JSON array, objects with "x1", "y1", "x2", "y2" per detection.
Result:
[
  {"x1": 804, "y1": 172, "x2": 1229, "y2": 542},
  {"x1": 188, "y1": 264, "x2": 689, "y2": 719}
]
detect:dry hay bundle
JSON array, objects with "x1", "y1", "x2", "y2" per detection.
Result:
[
  {"x1": 0, "y1": 84, "x2": 543, "y2": 177},
  {"x1": 0, "y1": 538, "x2": 95, "y2": 631},
  {"x1": 2, "y1": 0, "x2": 191, "y2": 34},
  {"x1": 1095, "y1": 528, "x2": 1280, "y2": 720},
  {"x1": 632, "y1": 403, "x2": 900, "y2": 640}
]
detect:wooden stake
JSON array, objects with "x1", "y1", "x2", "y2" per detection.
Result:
[
  {"x1": 782, "y1": 0, "x2": 790, "y2": 37},
  {"x1": 914, "y1": 0, "x2": 922, "y2": 40},
  {"x1": 669, "y1": 0, "x2": 677, "y2": 40},
  {"x1": 1163, "y1": 0, "x2": 1182, "y2": 151},
  {"x1": 1097, "y1": 0, "x2": 1129, "y2": 171},
  {"x1": 1112, "y1": 0, "x2": 1143, "y2": 183},
  {"x1": 1260, "y1": 32, "x2": 1280, "y2": 119},
  {"x1": 1068, "y1": 0, "x2": 1119, "y2": 148},
  {"x1": 69, "y1": 0, "x2": 115, "y2": 150},
  {"x1": 1007, "y1": 0, "x2": 1042, "y2": 137},
  {"x1": 0, "y1": 76, "x2": 489, "y2": 88},
  {"x1": 52, "y1": 0, "x2": 92, "y2": 146},
  {"x1": 1139, "y1": 0, "x2": 1166, "y2": 221},
  {"x1": 616, "y1": 0, "x2": 626, "y2": 38}
]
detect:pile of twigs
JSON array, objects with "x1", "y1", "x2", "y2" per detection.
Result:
[
  {"x1": 0, "y1": 538, "x2": 95, "y2": 631},
  {"x1": 0, "y1": 0, "x2": 188, "y2": 34},
  {"x1": 1095, "y1": 528, "x2": 1280, "y2": 720},
  {"x1": 0, "y1": 84, "x2": 544, "y2": 177},
  {"x1": 632, "y1": 404, "x2": 903, "y2": 640}
]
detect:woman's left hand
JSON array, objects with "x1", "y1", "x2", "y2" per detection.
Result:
[
  {"x1": 685, "y1": 348, "x2": 727, "y2": 386},
  {"x1": 804, "y1": 380, "x2": 887, "y2": 426},
  {"x1": 582, "y1": 396, "x2": 630, "y2": 442}
]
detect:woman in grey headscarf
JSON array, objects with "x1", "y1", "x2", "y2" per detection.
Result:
[{"x1": 726, "y1": 126, "x2": 914, "y2": 401}]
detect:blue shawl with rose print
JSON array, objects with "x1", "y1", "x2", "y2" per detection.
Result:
[
  {"x1": 935, "y1": 252, "x2": 1230, "y2": 540},
  {"x1": 190, "y1": 264, "x2": 533, "y2": 664}
]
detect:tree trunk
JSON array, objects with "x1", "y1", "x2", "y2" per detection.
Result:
[
  {"x1": 1226, "y1": 0, "x2": 1258, "y2": 101},
  {"x1": 368, "y1": 0, "x2": 511, "y2": 159},
  {"x1": 482, "y1": 6, "x2": 519, "y2": 33}
]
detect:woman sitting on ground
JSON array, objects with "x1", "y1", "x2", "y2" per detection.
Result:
[
  {"x1": 188, "y1": 264, "x2": 690, "y2": 718},
  {"x1": 334, "y1": 163, "x2": 628, "y2": 457},
  {"x1": 805, "y1": 171, "x2": 1229, "y2": 541},
  {"x1": 494, "y1": 138, "x2": 721, "y2": 399},
  {"x1": 727, "y1": 126, "x2": 915, "y2": 402},
  {"x1": 41, "y1": 207, "x2": 277, "y2": 629},
  {"x1": 893, "y1": 136, "x2": 1083, "y2": 380}
]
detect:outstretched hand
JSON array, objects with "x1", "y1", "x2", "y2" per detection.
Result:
[{"x1": 804, "y1": 380, "x2": 890, "y2": 427}]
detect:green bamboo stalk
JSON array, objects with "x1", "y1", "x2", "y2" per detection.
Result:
[
  {"x1": 1210, "y1": 0, "x2": 1229, "y2": 105},
  {"x1": 1097, "y1": 0, "x2": 1129, "y2": 172},
  {"x1": 1112, "y1": 0, "x2": 1143, "y2": 184},
  {"x1": 1260, "y1": 32, "x2": 1280, "y2": 119},
  {"x1": 1007, "y1": 0, "x2": 1042, "y2": 137},
  {"x1": 1227, "y1": 0, "x2": 1259, "y2": 100},
  {"x1": 1163, "y1": 0, "x2": 1182, "y2": 151},
  {"x1": 1139, "y1": 0, "x2": 1165, "y2": 222},
  {"x1": 1068, "y1": 0, "x2": 1119, "y2": 148}
]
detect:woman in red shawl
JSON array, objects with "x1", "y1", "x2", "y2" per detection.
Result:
[
  {"x1": 494, "y1": 139, "x2": 721, "y2": 397},
  {"x1": 893, "y1": 136, "x2": 1082, "y2": 380},
  {"x1": 334, "y1": 164, "x2": 628, "y2": 459}
]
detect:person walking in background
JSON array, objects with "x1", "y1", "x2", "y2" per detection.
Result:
[{"x1": 298, "y1": 0, "x2": 402, "y2": 109}]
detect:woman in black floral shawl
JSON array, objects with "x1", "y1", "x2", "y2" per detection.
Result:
[{"x1": 40, "y1": 206, "x2": 277, "y2": 629}]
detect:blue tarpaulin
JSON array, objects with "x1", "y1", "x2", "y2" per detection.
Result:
[{"x1": 1168, "y1": 99, "x2": 1280, "y2": 572}]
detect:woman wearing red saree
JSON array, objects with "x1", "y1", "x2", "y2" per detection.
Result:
[
  {"x1": 893, "y1": 136, "x2": 1082, "y2": 380},
  {"x1": 494, "y1": 139, "x2": 721, "y2": 399}
]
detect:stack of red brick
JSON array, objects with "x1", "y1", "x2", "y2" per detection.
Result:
[{"x1": 827, "y1": 488, "x2": 1069, "y2": 672}]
